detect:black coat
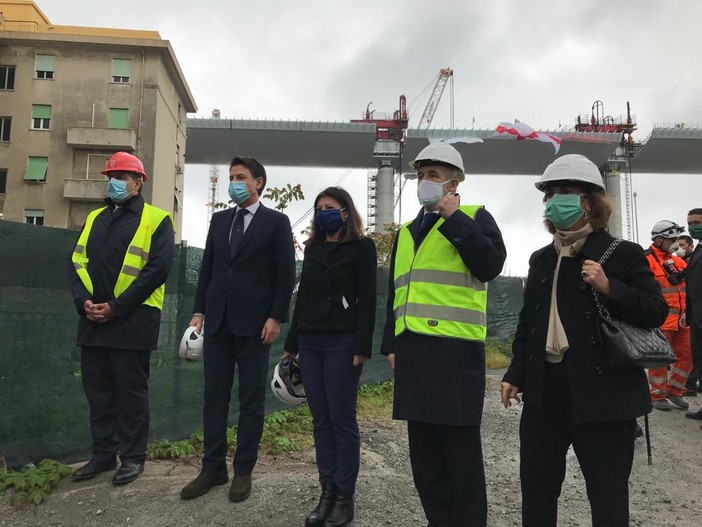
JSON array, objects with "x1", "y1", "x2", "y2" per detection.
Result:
[
  {"x1": 503, "y1": 229, "x2": 668, "y2": 423},
  {"x1": 67, "y1": 194, "x2": 175, "y2": 351},
  {"x1": 685, "y1": 244, "x2": 702, "y2": 327},
  {"x1": 285, "y1": 237, "x2": 377, "y2": 357},
  {"x1": 194, "y1": 203, "x2": 296, "y2": 337},
  {"x1": 381, "y1": 206, "x2": 507, "y2": 426}
]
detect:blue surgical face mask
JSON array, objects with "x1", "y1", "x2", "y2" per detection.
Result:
[
  {"x1": 228, "y1": 181, "x2": 250, "y2": 205},
  {"x1": 544, "y1": 193, "x2": 585, "y2": 230},
  {"x1": 107, "y1": 178, "x2": 130, "y2": 202},
  {"x1": 316, "y1": 208, "x2": 345, "y2": 235}
]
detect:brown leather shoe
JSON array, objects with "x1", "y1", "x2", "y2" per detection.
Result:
[
  {"x1": 228, "y1": 474, "x2": 252, "y2": 502},
  {"x1": 180, "y1": 470, "x2": 228, "y2": 500}
]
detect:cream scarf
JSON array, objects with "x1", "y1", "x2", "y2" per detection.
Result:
[{"x1": 545, "y1": 223, "x2": 594, "y2": 363}]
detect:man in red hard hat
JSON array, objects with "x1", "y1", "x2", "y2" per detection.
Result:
[{"x1": 68, "y1": 151, "x2": 174, "y2": 486}]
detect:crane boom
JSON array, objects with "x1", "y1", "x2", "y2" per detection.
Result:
[{"x1": 417, "y1": 67, "x2": 453, "y2": 129}]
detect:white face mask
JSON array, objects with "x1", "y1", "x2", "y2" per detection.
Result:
[{"x1": 417, "y1": 179, "x2": 451, "y2": 208}]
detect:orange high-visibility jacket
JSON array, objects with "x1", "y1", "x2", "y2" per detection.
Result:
[{"x1": 645, "y1": 245, "x2": 687, "y2": 331}]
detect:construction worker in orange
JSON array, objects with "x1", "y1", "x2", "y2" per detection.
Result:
[{"x1": 645, "y1": 220, "x2": 693, "y2": 412}]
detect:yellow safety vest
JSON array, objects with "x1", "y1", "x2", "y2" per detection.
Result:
[
  {"x1": 393, "y1": 205, "x2": 488, "y2": 341},
  {"x1": 72, "y1": 203, "x2": 172, "y2": 310}
]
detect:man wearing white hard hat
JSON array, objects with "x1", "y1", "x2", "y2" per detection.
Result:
[
  {"x1": 644, "y1": 220, "x2": 691, "y2": 412},
  {"x1": 381, "y1": 143, "x2": 506, "y2": 526}
]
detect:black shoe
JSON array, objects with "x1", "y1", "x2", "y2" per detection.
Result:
[
  {"x1": 683, "y1": 389, "x2": 698, "y2": 397},
  {"x1": 667, "y1": 394, "x2": 690, "y2": 410},
  {"x1": 305, "y1": 484, "x2": 337, "y2": 526},
  {"x1": 323, "y1": 491, "x2": 354, "y2": 527},
  {"x1": 685, "y1": 408, "x2": 702, "y2": 420},
  {"x1": 72, "y1": 459, "x2": 117, "y2": 482},
  {"x1": 112, "y1": 462, "x2": 144, "y2": 486}
]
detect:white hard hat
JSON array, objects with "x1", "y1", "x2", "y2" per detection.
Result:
[
  {"x1": 410, "y1": 143, "x2": 465, "y2": 181},
  {"x1": 535, "y1": 154, "x2": 605, "y2": 191},
  {"x1": 651, "y1": 220, "x2": 685, "y2": 240},
  {"x1": 178, "y1": 326, "x2": 204, "y2": 361},
  {"x1": 271, "y1": 356, "x2": 305, "y2": 406}
]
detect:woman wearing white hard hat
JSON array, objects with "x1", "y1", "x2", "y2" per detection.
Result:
[{"x1": 500, "y1": 154, "x2": 668, "y2": 527}]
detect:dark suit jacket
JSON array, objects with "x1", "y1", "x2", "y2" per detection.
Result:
[
  {"x1": 285, "y1": 237, "x2": 377, "y2": 357},
  {"x1": 503, "y1": 229, "x2": 668, "y2": 424},
  {"x1": 686, "y1": 244, "x2": 702, "y2": 327},
  {"x1": 193, "y1": 203, "x2": 296, "y2": 337}
]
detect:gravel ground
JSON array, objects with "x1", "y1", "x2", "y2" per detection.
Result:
[{"x1": 2, "y1": 371, "x2": 701, "y2": 526}]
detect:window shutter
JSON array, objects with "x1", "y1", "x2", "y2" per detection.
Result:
[
  {"x1": 35, "y1": 55, "x2": 55, "y2": 72},
  {"x1": 109, "y1": 108, "x2": 129, "y2": 128},
  {"x1": 111, "y1": 59, "x2": 131, "y2": 77},
  {"x1": 24, "y1": 157, "x2": 48, "y2": 180},
  {"x1": 31, "y1": 105, "x2": 52, "y2": 119}
]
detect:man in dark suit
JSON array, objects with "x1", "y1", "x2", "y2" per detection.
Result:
[
  {"x1": 180, "y1": 156, "x2": 296, "y2": 501},
  {"x1": 685, "y1": 208, "x2": 702, "y2": 419}
]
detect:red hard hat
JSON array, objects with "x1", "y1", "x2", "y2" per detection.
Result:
[{"x1": 101, "y1": 151, "x2": 148, "y2": 181}]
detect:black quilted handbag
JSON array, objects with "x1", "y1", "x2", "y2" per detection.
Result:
[{"x1": 592, "y1": 239, "x2": 676, "y2": 370}]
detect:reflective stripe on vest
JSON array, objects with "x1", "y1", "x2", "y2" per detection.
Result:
[
  {"x1": 645, "y1": 251, "x2": 686, "y2": 331},
  {"x1": 392, "y1": 204, "x2": 487, "y2": 341},
  {"x1": 71, "y1": 203, "x2": 172, "y2": 310}
]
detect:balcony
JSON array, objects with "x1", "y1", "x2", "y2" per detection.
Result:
[
  {"x1": 63, "y1": 179, "x2": 106, "y2": 201},
  {"x1": 66, "y1": 126, "x2": 137, "y2": 151}
]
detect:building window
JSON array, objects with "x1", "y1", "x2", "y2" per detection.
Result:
[
  {"x1": 108, "y1": 108, "x2": 129, "y2": 128},
  {"x1": 24, "y1": 156, "x2": 48, "y2": 182},
  {"x1": 111, "y1": 58, "x2": 131, "y2": 83},
  {"x1": 0, "y1": 66, "x2": 15, "y2": 90},
  {"x1": 35, "y1": 55, "x2": 55, "y2": 79},
  {"x1": 0, "y1": 169, "x2": 7, "y2": 194},
  {"x1": 0, "y1": 117, "x2": 10, "y2": 141},
  {"x1": 25, "y1": 209, "x2": 45, "y2": 225},
  {"x1": 31, "y1": 105, "x2": 51, "y2": 130}
]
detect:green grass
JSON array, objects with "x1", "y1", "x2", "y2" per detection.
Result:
[{"x1": 485, "y1": 338, "x2": 513, "y2": 369}]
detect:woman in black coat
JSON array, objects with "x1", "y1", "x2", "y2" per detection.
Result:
[
  {"x1": 283, "y1": 186, "x2": 377, "y2": 527},
  {"x1": 500, "y1": 155, "x2": 668, "y2": 527}
]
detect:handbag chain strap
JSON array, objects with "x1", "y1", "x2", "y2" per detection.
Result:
[{"x1": 590, "y1": 238, "x2": 622, "y2": 321}]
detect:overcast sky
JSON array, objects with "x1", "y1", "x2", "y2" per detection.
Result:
[{"x1": 38, "y1": 0, "x2": 702, "y2": 275}]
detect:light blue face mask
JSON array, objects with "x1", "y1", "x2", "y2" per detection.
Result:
[
  {"x1": 228, "y1": 181, "x2": 250, "y2": 205},
  {"x1": 544, "y1": 193, "x2": 585, "y2": 229},
  {"x1": 107, "y1": 178, "x2": 130, "y2": 202}
]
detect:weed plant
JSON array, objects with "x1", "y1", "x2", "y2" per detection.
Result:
[{"x1": 0, "y1": 459, "x2": 72, "y2": 507}]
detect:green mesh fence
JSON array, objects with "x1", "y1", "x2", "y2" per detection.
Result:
[{"x1": 0, "y1": 221, "x2": 522, "y2": 466}]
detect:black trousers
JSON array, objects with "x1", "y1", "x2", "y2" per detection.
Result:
[
  {"x1": 520, "y1": 365, "x2": 636, "y2": 527},
  {"x1": 407, "y1": 420, "x2": 487, "y2": 527},
  {"x1": 202, "y1": 326, "x2": 270, "y2": 474},
  {"x1": 80, "y1": 346, "x2": 151, "y2": 464}
]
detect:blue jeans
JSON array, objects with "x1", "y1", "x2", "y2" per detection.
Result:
[{"x1": 298, "y1": 332, "x2": 363, "y2": 495}]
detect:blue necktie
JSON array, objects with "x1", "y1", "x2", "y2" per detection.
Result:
[
  {"x1": 229, "y1": 208, "x2": 249, "y2": 259},
  {"x1": 420, "y1": 212, "x2": 440, "y2": 232}
]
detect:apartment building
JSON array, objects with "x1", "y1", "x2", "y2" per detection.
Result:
[{"x1": 0, "y1": 1, "x2": 197, "y2": 240}]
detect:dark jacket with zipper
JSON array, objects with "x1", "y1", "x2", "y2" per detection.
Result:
[
  {"x1": 502, "y1": 229, "x2": 668, "y2": 423},
  {"x1": 67, "y1": 194, "x2": 175, "y2": 351},
  {"x1": 285, "y1": 236, "x2": 377, "y2": 357}
]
